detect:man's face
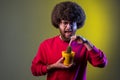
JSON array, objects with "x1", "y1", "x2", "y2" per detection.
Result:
[{"x1": 59, "y1": 20, "x2": 77, "y2": 41}]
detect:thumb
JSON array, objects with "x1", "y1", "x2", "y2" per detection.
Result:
[{"x1": 57, "y1": 57, "x2": 64, "y2": 63}]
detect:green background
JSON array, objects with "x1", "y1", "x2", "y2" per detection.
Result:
[{"x1": 0, "y1": 0, "x2": 120, "y2": 80}]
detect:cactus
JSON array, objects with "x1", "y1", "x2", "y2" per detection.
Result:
[{"x1": 66, "y1": 46, "x2": 72, "y2": 53}]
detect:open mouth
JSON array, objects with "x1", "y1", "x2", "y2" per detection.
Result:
[
  {"x1": 64, "y1": 31, "x2": 73, "y2": 37},
  {"x1": 64, "y1": 31, "x2": 72, "y2": 33}
]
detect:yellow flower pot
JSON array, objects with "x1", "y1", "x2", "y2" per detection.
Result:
[{"x1": 62, "y1": 51, "x2": 75, "y2": 66}]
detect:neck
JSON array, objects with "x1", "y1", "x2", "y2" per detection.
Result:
[{"x1": 59, "y1": 35, "x2": 70, "y2": 42}]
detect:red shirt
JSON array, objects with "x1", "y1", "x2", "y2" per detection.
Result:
[{"x1": 31, "y1": 35, "x2": 107, "y2": 80}]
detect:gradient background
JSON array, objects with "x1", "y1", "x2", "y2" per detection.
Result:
[{"x1": 0, "y1": 0, "x2": 120, "y2": 80}]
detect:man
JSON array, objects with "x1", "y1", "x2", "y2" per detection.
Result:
[{"x1": 31, "y1": 1, "x2": 107, "y2": 80}]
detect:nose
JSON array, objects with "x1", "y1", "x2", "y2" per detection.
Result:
[{"x1": 66, "y1": 23, "x2": 72, "y2": 30}]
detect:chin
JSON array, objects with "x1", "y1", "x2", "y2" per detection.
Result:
[
  {"x1": 61, "y1": 35, "x2": 71, "y2": 41},
  {"x1": 66, "y1": 36, "x2": 71, "y2": 39},
  {"x1": 65, "y1": 37, "x2": 71, "y2": 41}
]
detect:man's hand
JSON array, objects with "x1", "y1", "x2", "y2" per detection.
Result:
[
  {"x1": 76, "y1": 36, "x2": 94, "y2": 51},
  {"x1": 47, "y1": 57, "x2": 73, "y2": 71},
  {"x1": 76, "y1": 36, "x2": 88, "y2": 43}
]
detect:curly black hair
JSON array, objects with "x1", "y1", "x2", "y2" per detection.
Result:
[{"x1": 51, "y1": 1, "x2": 86, "y2": 29}]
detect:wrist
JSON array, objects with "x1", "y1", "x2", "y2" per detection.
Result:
[{"x1": 83, "y1": 40, "x2": 88, "y2": 44}]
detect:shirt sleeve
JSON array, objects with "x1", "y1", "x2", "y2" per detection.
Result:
[
  {"x1": 31, "y1": 42, "x2": 48, "y2": 76},
  {"x1": 87, "y1": 46, "x2": 107, "y2": 67}
]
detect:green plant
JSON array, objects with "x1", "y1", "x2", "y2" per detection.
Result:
[{"x1": 66, "y1": 46, "x2": 72, "y2": 53}]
